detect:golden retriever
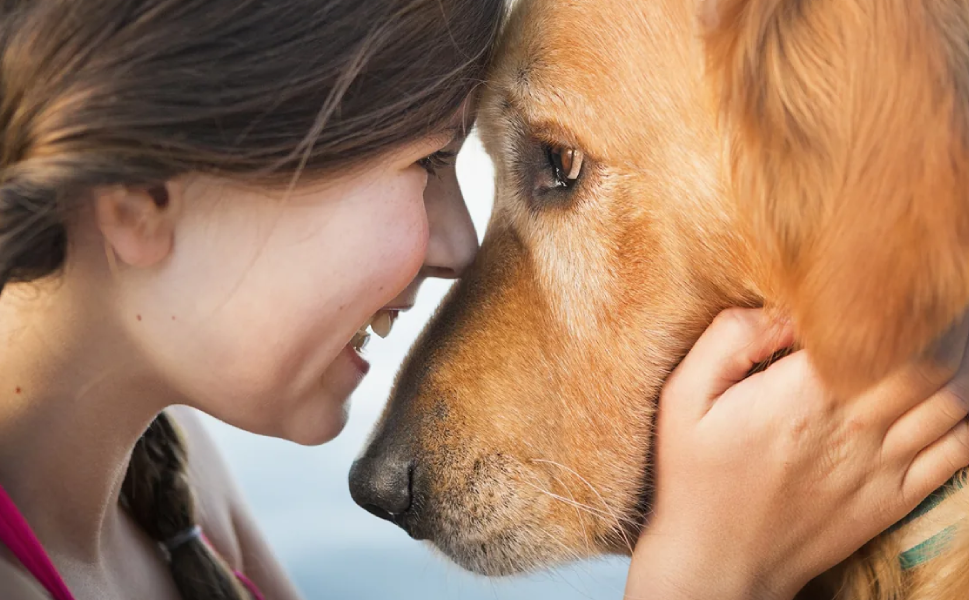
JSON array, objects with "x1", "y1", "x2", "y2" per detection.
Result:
[{"x1": 350, "y1": 1, "x2": 969, "y2": 597}]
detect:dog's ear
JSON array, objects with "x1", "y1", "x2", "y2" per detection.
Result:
[{"x1": 702, "y1": 0, "x2": 969, "y2": 395}]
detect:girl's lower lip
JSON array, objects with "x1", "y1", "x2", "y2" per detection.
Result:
[{"x1": 344, "y1": 343, "x2": 371, "y2": 376}]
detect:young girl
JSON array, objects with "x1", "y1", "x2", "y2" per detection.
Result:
[{"x1": 0, "y1": 1, "x2": 966, "y2": 600}]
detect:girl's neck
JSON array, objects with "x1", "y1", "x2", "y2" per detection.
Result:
[{"x1": 0, "y1": 279, "x2": 168, "y2": 563}]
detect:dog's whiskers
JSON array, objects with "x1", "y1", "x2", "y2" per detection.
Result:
[
  {"x1": 526, "y1": 458, "x2": 638, "y2": 554},
  {"x1": 517, "y1": 479, "x2": 614, "y2": 521}
]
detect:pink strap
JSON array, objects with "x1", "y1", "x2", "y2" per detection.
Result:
[
  {"x1": 234, "y1": 570, "x2": 267, "y2": 600},
  {"x1": 0, "y1": 484, "x2": 75, "y2": 600},
  {"x1": 0, "y1": 485, "x2": 266, "y2": 600},
  {"x1": 200, "y1": 531, "x2": 267, "y2": 600}
]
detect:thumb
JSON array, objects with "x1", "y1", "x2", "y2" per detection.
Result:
[{"x1": 666, "y1": 308, "x2": 794, "y2": 419}]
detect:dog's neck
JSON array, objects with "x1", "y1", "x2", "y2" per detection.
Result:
[
  {"x1": 887, "y1": 469, "x2": 969, "y2": 570},
  {"x1": 696, "y1": 206, "x2": 969, "y2": 571}
]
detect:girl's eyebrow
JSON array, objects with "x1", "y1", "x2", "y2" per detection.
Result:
[
  {"x1": 434, "y1": 125, "x2": 466, "y2": 148},
  {"x1": 447, "y1": 102, "x2": 478, "y2": 138},
  {"x1": 428, "y1": 110, "x2": 473, "y2": 149},
  {"x1": 442, "y1": 124, "x2": 466, "y2": 139},
  {"x1": 453, "y1": 117, "x2": 479, "y2": 140}
]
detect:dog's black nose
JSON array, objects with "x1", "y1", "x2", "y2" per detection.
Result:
[{"x1": 348, "y1": 454, "x2": 414, "y2": 525}]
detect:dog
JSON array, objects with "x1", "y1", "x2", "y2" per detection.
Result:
[{"x1": 349, "y1": 1, "x2": 969, "y2": 597}]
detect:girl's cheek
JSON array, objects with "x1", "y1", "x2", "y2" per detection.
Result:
[
  {"x1": 411, "y1": 197, "x2": 431, "y2": 270},
  {"x1": 387, "y1": 179, "x2": 431, "y2": 284}
]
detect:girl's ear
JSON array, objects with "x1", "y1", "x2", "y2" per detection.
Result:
[
  {"x1": 95, "y1": 183, "x2": 177, "y2": 269},
  {"x1": 702, "y1": 0, "x2": 969, "y2": 395}
]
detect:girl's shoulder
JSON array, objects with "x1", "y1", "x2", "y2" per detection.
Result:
[
  {"x1": 0, "y1": 558, "x2": 49, "y2": 600},
  {"x1": 164, "y1": 406, "x2": 245, "y2": 571}
]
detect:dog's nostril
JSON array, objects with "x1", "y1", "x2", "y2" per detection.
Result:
[{"x1": 348, "y1": 455, "x2": 415, "y2": 526}]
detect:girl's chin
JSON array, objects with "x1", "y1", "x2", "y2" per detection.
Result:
[
  {"x1": 277, "y1": 346, "x2": 368, "y2": 445},
  {"x1": 286, "y1": 409, "x2": 349, "y2": 446},
  {"x1": 275, "y1": 391, "x2": 352, "y2": 446},
  {"x1": 221, "y1": 346, "x2": 366, "y2": 445}
]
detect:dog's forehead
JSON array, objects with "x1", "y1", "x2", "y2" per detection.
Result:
[{"x1": 485, "y1": 0, "x2": 707, "y2": 159}]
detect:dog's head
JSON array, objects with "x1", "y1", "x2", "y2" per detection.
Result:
[{"x1": 350, "y1": 0, "x2": 969, "y2": 576}]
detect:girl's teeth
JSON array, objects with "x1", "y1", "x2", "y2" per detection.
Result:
[
  {"x1": 350, "y1": 330, "x2": 370, "y2": 351},
  {"x1": 371, "y1": 311, "x2": 394, "y2": 338}
]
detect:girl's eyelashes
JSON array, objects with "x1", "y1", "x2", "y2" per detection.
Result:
[{"x1": 418, "y1": 150, "x2": 458, "y2": 176}]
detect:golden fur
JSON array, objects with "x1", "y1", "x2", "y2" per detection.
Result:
[{"x1": 358, "y1": 0, "x2": 969, "y2": 597}]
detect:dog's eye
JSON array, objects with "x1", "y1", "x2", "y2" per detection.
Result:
[
  {"x1": 546, "y1": 145, "x2": 584, "y2": 188},
  {"x1": 519, "y1": 140, "x2": 589, "y2": 204}
]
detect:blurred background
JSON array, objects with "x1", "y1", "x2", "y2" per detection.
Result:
[{"x1": 198, "y1": 133, "x2": 631, "y2": 599}]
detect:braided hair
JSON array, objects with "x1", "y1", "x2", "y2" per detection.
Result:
[{"x1": 122, "y1": 413, "x2": 251, "y2": 599}]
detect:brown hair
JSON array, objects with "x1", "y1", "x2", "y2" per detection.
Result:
[{"x1": 0, "y1": 0, "x2": 505, "y2": 598}]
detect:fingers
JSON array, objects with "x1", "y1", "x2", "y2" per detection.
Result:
[
  {"x1": 898, "y1": 315, "x2": 969, "y2": 501},
  {"x1": 883, "y1": 358, "x2": 969, "y2": 462},
  {"x1": 901, "y1": 419, "x2": 969, "y2": 507},
  {"x1": 667, "y1": 309, "x2": 794, "y2": 416}
]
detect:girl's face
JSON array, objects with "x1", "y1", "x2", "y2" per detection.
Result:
[{"x1": 114, "y1": 128, "x2": 477, "y2": 445}]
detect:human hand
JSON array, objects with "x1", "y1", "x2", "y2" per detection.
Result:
[{"x1": 624, "y1": 308, "x2": 969, "y2": 600}]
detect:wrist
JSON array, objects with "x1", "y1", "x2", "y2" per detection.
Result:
[{"x1": 627, "y1": 526, "x2": 791, "y2": 600}]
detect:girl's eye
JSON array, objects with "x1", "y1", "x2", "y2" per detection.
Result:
[
  {"x1": 418, "y1": 150, "x2": 458, "y2": 175},
  {"x1": 546, "y1": 145, "x2": 584, "y2": 188}
]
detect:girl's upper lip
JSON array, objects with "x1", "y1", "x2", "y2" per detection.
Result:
[{"x1": 382, "y1": 305, "x2": 414, "y2": 312}]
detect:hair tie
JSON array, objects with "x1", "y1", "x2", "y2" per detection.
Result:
[{"x1": 161, "y1": 525, "x2": 202, "y2": 554}]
